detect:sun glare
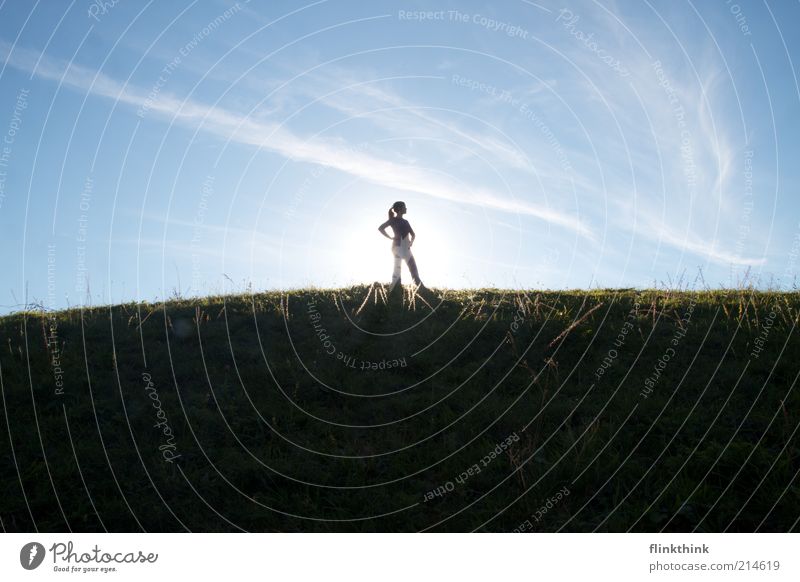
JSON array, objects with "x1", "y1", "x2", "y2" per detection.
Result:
[{"x1": 340, "y1": 214, "x2": 457, "y2": 289}]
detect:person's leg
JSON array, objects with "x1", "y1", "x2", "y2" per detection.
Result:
[
  {"x1": 389, "y1": 244, "x2": 402, "y2": 290},
  {"x1": 406, "y1": 252, "x2": 422, "y2": 285}
]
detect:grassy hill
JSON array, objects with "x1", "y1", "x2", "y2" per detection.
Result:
[{"x1": 1, "y1": 285, "x2": 798, "y2": 532}]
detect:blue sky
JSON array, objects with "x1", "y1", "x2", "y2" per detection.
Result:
[{"x1": 1, "y1": 0, "x2": 798, "y2": 312}]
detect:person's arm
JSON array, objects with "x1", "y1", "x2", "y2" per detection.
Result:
[
  {"x1": 378, "y1": 219, "x2": 393, "y2": 240},
  {"x1": 407, "y1": 224, "x2": 416, "y2": 246}
]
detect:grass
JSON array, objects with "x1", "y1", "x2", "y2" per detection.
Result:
[{"x1": 0, "y1": 284, "x2": 798, "y2": 532}]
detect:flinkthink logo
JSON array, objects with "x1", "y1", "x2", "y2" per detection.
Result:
[{"x1": 20, "y1": 542, "x2": 46, "y2": 570}]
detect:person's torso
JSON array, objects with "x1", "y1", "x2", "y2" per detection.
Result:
[{"x1": 389, "y1": 217, "x2": 411, "y2": 242}]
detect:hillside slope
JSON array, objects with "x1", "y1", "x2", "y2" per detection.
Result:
[{"x1": 1, "y1": 286, "x2": 798, "y2": 532}]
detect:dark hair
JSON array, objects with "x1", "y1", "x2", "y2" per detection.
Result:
[{"x1": 388, "y1": 200, "x2": 406, "y2": 219}]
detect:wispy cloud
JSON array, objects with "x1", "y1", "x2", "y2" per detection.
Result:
[
  {"x1": 299, "y1": 67, "x2": 536, "y2": 171},
  {"x1": 0, "y1": 40, "x2": 594, "y2": 239},
  {"x1": 637, "y1": 213, "x2": 766, "y2": 266},
  {"x1": 540, "y1": 13, "x2": 761, "y2": 267}
]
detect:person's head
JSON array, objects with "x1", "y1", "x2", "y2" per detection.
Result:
[{"x1": 390, "y1": 201, "x2": 407, "y2": 217}]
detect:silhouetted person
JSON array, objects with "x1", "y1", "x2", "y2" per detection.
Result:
[{"x1": 378, "y1": 201, "x2": 423, "y2": 291}]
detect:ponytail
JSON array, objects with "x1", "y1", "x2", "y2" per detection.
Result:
[{"x1": 389, "y1": 201, "x2": 405, "y2": 219}]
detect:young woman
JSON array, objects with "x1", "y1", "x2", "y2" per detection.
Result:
[{"x1": 378, "y1": 201, "x2": 423, "y2": 290}]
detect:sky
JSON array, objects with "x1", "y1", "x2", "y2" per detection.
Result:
[{"x1": 0, "y1": 0, "x2": 799, "y2": 313}]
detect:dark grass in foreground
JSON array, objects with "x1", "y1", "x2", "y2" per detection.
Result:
[{"x1": 1, "y1": 285, "x2": 799, "y2": 532}]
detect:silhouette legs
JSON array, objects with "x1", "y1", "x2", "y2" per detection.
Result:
[
  {"x1": 406, "y1": 255, "x2": 421, "y2": 285},
  {"x1": 391, "y1": 251, "x2": 403, "y2": 288},
  {"x1": 389, "y1": 238, "x2": 422, "y2": 291}
]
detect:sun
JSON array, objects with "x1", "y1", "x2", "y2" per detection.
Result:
[{"x1": 340, "y1": 214, "x2": 457, "y2": 289}]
